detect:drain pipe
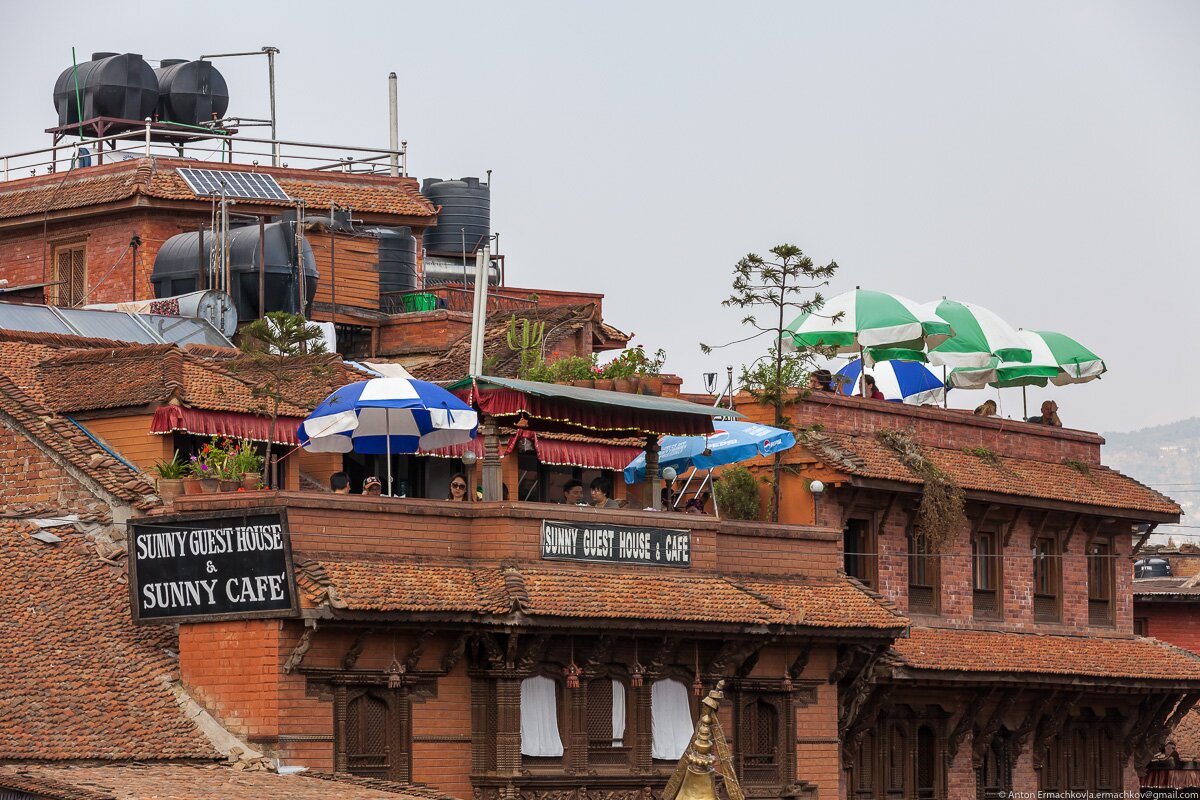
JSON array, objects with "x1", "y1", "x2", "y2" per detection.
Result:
[{"x1": 388, "y1": 72, "x2": 399, "y2": 178}]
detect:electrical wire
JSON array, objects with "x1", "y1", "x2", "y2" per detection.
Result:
[{"x1": 71, "y1": 241, "x2": 134, "y2": 306}]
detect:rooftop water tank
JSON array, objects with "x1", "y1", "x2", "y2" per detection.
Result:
[
  {"x1": 154, "y1": 59, "x2": 230, "y2": 126},
  {"x1": 1134, "y1": 558, "x2": 1171, "y2": 579},
  {"x1": 85, "y1": 290, "x2": 237, "y2": 337},
  {"x1": 53, "y1": 52, "x2": 159, "y2": 127},
  {"x1": 371, "y1": 227, "x2": 418, "y2": 294},
  {"x1": 151, "y1": 222, "x2": 318, "y2": 321},
  {"x1": 422, "y1": 177, "x2": 490, "y2": 256}
]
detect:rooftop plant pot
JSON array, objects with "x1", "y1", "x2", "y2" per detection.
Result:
[
  {"x1": 241, "y1": 473, "x2": 262, "y2": 491},
  {"x1": 181, "y1": 477, "x2": 204, "y2": 496},
  {"x1": 594, "y1": 378, "x2": 614, "y2": 391},
  {"x1": 218, "y1": 479, "x2": 239, "y2": 493},
  {"x1": 158, "y1": 478, "x2": 184, "y2": 503},
  {"x1": 198, "y1": 478, "x2": 219, "y2": 494}
]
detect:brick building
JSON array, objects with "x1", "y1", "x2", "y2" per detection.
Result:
[{"x1": 732, "y1": 390, "x2": 1200, "y2": 797}]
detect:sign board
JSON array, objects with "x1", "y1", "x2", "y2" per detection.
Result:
[
  {"x1": 541, "y1": 520, "x2": 691, "y2": 568},
  {"x1": 129, "y1": 510, "x2": 298, "y2": 624}
]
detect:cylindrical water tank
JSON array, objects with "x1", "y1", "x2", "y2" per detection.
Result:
[
  {"x1": 371, "y1": 227, "x2": 418, "y2": 294},
  {"x1": 151, "y1": 223, "x2": 318, "y2": 321},
  {"x1": 85, "y1": 291, "x2": 238, "y2": 337},
  {"x1": 422, "y1": 177, "x2": 490, "y2": 256},
  {"x1": 154, "y1": 59, "x2": 230, "y2": 126},
  {"x1": 53, "y1": 53, "x2": 159, "y2": 127}
]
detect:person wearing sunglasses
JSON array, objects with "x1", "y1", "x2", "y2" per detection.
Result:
[{"x1": 447, "y1": 473, "x2": 470, "y2": 502}]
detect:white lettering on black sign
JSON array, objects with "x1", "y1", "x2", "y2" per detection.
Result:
[
  {"x1": 129, "y1": 512, "x2": 297, "y2": 623},
  {"x1": 541, "y1": 521, "x2": 690, "y2": 567}
]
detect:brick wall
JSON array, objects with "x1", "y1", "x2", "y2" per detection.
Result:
[
  {"x1": 378, "y1": 311, "x2": 473, "y2": 356},
  {"x1": 1138, "y1": 603, "x2": 1200, "y2": 652},
  {"x1": 0, "y1": 417, "x2": 110, "y2": 517}
]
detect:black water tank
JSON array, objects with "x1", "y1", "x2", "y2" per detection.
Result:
[
  {"x1": 154, "y1": 59, "x2": 230, "y2": 126},
  {"x1": 1134, "y1": 558, "x2": 1171, "y2": 579},
  {"x1": 151, "y1": 223, "x2": 319, "y2": 321},
  {"x1": 422, "y1": 177, "x2": 490, "y2": 256},
  {"x1": 53, "y1": 52, "x2": 159, "y2": 127},
  {"x1": 370, "y1": 227, "x2": 418, "y2": 294}
]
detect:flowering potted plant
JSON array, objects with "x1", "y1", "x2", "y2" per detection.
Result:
[
  {"x1": 601, "y1": 346, "x2": 667, "y2": 394},
  {"x1": 189, "y1": 437, "x2": 234, "y2": 492},
  {"x1": 154, "y1": 451, "x2": 187, "y2": 502},
  {"x1": 229, "y1": 440, "x2": 264, "y2": 490}
]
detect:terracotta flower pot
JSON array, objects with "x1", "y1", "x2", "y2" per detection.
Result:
[
  {"x1": 638, "y1": 375, "x2": 664, "y2": 396},
  {"x1": 570, "y1": 379, "x2": 595, "y2": 389},
  {"x1": 219, "y1": 479, "x2": 240, "y2": 493},
  {"x1": 199, "y1": 478, "x2": 219, "y2": 494},
  {"x1": 612, "y1": 377, "x2": 634, "y2": 393},
  {"x1": 241, "y1": 473, "x2": 262, "y2": 491},
  {"x1": 182, "y1": 477, "x2": 204, "y2": 496},
  {"x1": 593, "y1": 378, "x2": 615, "y2": 391},
  {"x1": 157, "y1": 478, "x2": 184, "y2": 503}
]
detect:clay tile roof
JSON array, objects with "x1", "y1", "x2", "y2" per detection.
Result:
[
  {"x1": 299, "y1": 558, "x2": 906, "y2": 630},
  {"x1": 1170, "y1": 708, "x2": 1200, "y2": 760},
  {"x1": 0, "y1": 373, "x2": 157, "y2": 508},
  {"x1": 0, "y1": 158, "x2": 437, "y2": 222},
  {"x1": 0, "y1": 764, "x2": 461, "y2": 800},
  {"x1": 0, "y1": 523, "x2": 215, "y2": 760},
  {"x1": 416, "y1": 304, "x2": 599, "y2": 382},
  {"x1": 1134, "y1": 577, "x2": 1200, "y2": 599},
  {"x1": 892, "y1": 626, "x2": 1200, "y2": 681},
  {"x1": 801, "y1": 430, "x2": 1180, "y2": 517}
]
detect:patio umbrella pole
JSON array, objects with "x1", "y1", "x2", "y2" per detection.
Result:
[
  {"x1": 1022, "y1": 386, "x2": 1028, "y2": 421},
  {"x1": 942, "y1": 366, "x2": 948, "y2": 408},
  {"x1": 386, "y1": 408, "x2": 393, "y2": 497},
  {"x1": 860, "y1": 345, "x2": 868, "y2": 397}
]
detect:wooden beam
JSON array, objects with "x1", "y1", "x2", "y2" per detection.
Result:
[
  {"x1": 973, "y1": 689, "x2": 1022, "y2": 765},
  {"x1": 946, "y1": 689, "x2": 994, "y2": 766},
  {"x1": 340, "y1": 628, "x2": 373, "y2": 670},
  {"x1": 1002, "y1": 508, "x2": 1025, "y2": 549},
  {"x1": 1062, "y1": 513, "x2": 1084, "y2": 552},
  {"x1": 970, "y1": 504, "x2": 997, "y2": 540},
  {"x1": 878, "y1": 492, "x2": 899, "y2": 531},
  {"x1": 1028, "y1": 510, "x2": 1052, "y2": 549},
  {"x1": 441, "y1": 632, "x2": 470, "y2": 673},
  {"x1": 840, "y1": 486, "x2": 862, "y2": 528},
  {"x1": 1134, "y1": 524, "x2": 1159, "y2": 556},
  {"x1": 788, "y1": 643, "x2": 814, "y2": 680}
]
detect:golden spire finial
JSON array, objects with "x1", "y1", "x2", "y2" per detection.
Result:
[{"x1": 663, "y1": 680, "x2": 736, "y2": 800}]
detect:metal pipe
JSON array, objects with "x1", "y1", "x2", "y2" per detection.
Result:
[
  {"x1": 197, "y1": 225, "x2": 206, "y2": 290},
  {"x1": 388, "y1": 72, "x2": 399, "y2": 178},
  {"x1": 266, "y1": 47, "x2": 280, "y2": 167},
  {"x1": 130, "y1": 234, "x2": 141, "y2": 301},
  {"x1": 144, "y1": 118, "x2": 152, "y2": 157},
  {"x1": 401, "y1": 139, "x2": 407, "y2": 177},
  {"x1": 258, "y1": 216, "x2": 266, "y2": 319}
]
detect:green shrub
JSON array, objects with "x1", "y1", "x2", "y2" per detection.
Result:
[{"x1": 713, "y1": 465, "x2": 761, "y2": 520}]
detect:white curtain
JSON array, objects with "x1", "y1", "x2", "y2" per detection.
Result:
[
  {"x1": 651, "y1": 678, "x2": 694, "y2": 760},
  {"x1": 611, "y1": 678, "x2": 626, "y2": 747},
  {"x1": 520, "y1": 675, "x2": 563, "y2": 757}
]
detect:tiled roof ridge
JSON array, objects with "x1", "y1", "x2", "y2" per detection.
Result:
[
  {"x1": 300, "y1": 771, "x2": 463, "y2": 799},
  {"x1": 1088, "y1": 463, "x2": 1179, "y2": 509},
  {"x1": 40, "y1": 343, "x2": 176, "y2": 367},
  {"x1": 721, "y1": 576, "x2": 789, "y2": 614},
  {"x1": 0, "y1": 373, "x2": 158, "y2": 509},
  {"x1": 499, "y1": 560, "x2": 531, "y2": 613},
  {"x1": 0, "y1": 329, "x2": 139, "y2": 350},
  {"x1": 0, "y1": 766, "x2": 115, "y2": 800},
  {"x1": 799, "y1": 430, "x2": 867, "y2": 473},
  {"x1": 838, "y1": 573, "x2": 906, "y2": 618}
]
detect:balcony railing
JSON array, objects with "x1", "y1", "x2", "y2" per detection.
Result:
[{"x1": 380, "y1": 288, "x2": 539, "y2": 316}]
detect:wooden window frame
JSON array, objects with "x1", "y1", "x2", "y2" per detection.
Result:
[
  {"x1": 847, "y1": 715, "x2": 946, "y2": 800},
  {"x1": 1033, "y1": 535, "x2": 1062, "y2": 623},
  {"x1": 732, "y1": 679, "x2": 795, "y2": 791},
  {"x1": 49, "y1": 239, "x2": 88, "y2": 308},
  {"x1": 584, "y1": 672, "x2": 632, "y2": 768},
  {"x1": 972, "y1": 528, "x2": 1002, "y2": 620},
  {"x1": 1087, "y1": 537, "x2": 1115, "y2": 626},
  {"x1": 520, "y1": 669, "x2": 567, "y2": 771},
  {"x1": 907, "y1": 532, "x2": 940, "y2": 615},
  {"x1": 332, "y1": 682, "x2": 413, "y2": 783},
  {"x1": 844, "y1": 517, "x2": 878, "y2": 590}
]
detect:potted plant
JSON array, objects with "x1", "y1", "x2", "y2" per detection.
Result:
[
  {"x1": 190, "y1": 437, "x2": 230, "y2": 493},
  {"x1": 154, "y1": 451, "x2": 187, "y2": 502},
  {"x1": 602, "y1": 346, "x2": 667, "y2": 394},
  {"x1": 230, "y1": 439, "x2": 264, "y2": 490}
]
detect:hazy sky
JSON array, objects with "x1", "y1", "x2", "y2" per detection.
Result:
[{"x1": 5, "y1": 1, "x2": 1199, "y2": 434}]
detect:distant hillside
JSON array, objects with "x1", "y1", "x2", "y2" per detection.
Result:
[{"x1": 1104, "y1": 417, "x2": 1199, "y2": 541}]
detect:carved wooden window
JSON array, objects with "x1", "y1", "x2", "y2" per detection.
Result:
[
  {"x1": 1033, "y1": 536, "x2": 1062, "y2": 622},
  {"x1": 1087, "y1": 539, "x2": 1114, "y2": 626},
  {"x1": 851, "y1": 730, "x2": 876, "y2": 799},
  {"x1": 50, "y1": 242, "x2": 87, "y2": 307},
  {"x1": 844, "y1": 518, "x2": 877, "y2": 589},
  {"x1": 1067, "y1": 726, "x2": 1089, "y2": 791},
  {"x1": 585, "y1": 677, "x2": 629, "y2": 766},
  {"x1": 520, "y1": 674, "x2": 564, "y2": 761},
  {"x1": 908, "y1": 533, "x2": 939, "y2": 614},
  {"x1": 736, "y1": 696, "x2": 780, "y2": 784},
  {"x1": 1040, "y1": 736, "x2": 1064, "y2": 792},
  {"x1": 972, "y1": 529, "x2": 1001, "y2": 619},
  {"x1": 976, "y1": 728, "x2": 1012, "y2": 800},
  {"x1": 335, "y1": 686, "x2": 411, "y2": 782},
  {"x1": 1096, "y1": 724, "x2": 1119, "y2": 789},
  {"x1": 651, "y1": 677, "x2": 694, "y2": 761},
  {"x1": 887, "y1": 724, "x2": 908, "y2": 796},
  {"x1": 915, "y1": 725, "x2": 938, "y2": 800}
]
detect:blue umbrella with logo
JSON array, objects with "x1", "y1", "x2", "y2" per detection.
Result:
[{"x1": 623, "y1": 421, "x2": 796, "y2": 484}]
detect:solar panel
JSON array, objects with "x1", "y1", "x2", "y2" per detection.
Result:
[
  {"x1": 177, "y1": 168, "x2": 289, "y2": 201},
  {"x1": 0, "y1": 302, "x2": 234, "y2": 348}
]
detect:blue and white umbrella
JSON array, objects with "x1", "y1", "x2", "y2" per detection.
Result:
[
  {"x1": 623, "y1": 421, "x2": 796, "y2": 484},
  {"x1": 298, "y1": 377, "x2": 478, "y2": 494},
  {"x1": 835, "y1": 359, "x2": 945, "y2": 406}
]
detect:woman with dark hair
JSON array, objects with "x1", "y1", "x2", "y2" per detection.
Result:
[
  {"x1": 590, "y1": 476, "x2": 621, "y2": 508},
  {"x1": 447, "y1": 473, "x2": 470, "y2": 502}
]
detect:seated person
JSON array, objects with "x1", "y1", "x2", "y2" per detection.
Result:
[
  {"x1": 362, "y1": 476, "x2": 382, "y2": 496},
  {"x1": 590, "y1": 476, "x2": 622, "y2": 508},
  {"x1": 1027, "y1": 400, "x2": 1062, "y2": 427},
  {"x1": 864, "y1": 374, "x2": 885, "y2": 400},
  {"x1": 447, "y1": 473, "x2": 470, "y2": 502},
  {"x1": 561, "y1": 479, "x2": 585, "y2": 505},
  {"x1": 685, "y1": 492, "x2": 710, "y2": 515},
  {"x1": 808, "y1": 369, "x2": 835, "y2": 392},
  {"x1": 330, "y1": 472, "x2": 351, "y2": 494},
  {"x1": 974, "y1": 399, "x2": 997, "y2": 417}
]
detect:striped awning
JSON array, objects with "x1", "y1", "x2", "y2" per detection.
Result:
[{"x1": 421, "y1": 430, "x2": 641, "y2": 471}]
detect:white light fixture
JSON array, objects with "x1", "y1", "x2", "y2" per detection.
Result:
[
  {"x1": 461, "y1": 450, "x2": 478, "y2": 466},
  {"x1": 809, "y1": 480, "x2": 825, "y2": 495},
  {"x1": 662, "y1": 466, "x2": 678, "y2": 482}
]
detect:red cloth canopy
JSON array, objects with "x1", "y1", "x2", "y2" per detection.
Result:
[
  {"x1": 467, "y1": 386, "x2": 716, "y2": 438},
  {"x1": 422, "y1": 430, "x2": 641, "y2": 471},
  {"x1": 151, "y1": 406, "x2": 303, "y2": 446}
]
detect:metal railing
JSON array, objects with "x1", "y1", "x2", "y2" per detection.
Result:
[
  {"x1": 380, "y1": 288, "x2": 539, "y2": 316},
  {"x1": 1, "y1": 118, "x2": 407, "y2": 183}
]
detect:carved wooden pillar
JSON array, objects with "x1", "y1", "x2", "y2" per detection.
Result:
[
  {"x1": 333, "y1": 684, "x2": 349, "y2": 773},
  {"x1": 631, "y1": 680, "x2": 652, "y2": 772},
  {"x1": 643, "y1": 434, "x2": 660, "y2": 510},
  {"x1": 471, "y1": 676, "x2": 490, "y2": 774},
  {"x1": 565, "y1": 677, "x2": 587, "y2": 772},
  {"x1": 395, "y1": 685, "x2": 413, "y2": 782},
  {"x1": 482, "y1": 415, "x2": 503, "y2": 501},
  {"x1": 495, "y1": 674, "x2": 523, "y2": 774}
]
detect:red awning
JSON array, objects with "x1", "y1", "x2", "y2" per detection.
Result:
[
  {"x1": 151, "y1": 406, "x2": 304, "y2": 446},
  {"x1": 421, "y1": 430, "x2": 641, "y2": 471},
  {"x1": 470, "y1": 387, "x2": 714, "y2": 437}
]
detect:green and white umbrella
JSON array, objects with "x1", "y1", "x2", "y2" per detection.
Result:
[
  {"x1": 784, "y1": 288, "x2": 952, "y2": 361},
  {"x1": 948, "y1": 356, "x2": 1060, "y2": 390},
  {"x1": 925, "y1": 298, "x2": 1032, "y2": 369},
  {"x1": 949, "y1": 329, "x2": 1105, "y2": 389}
]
